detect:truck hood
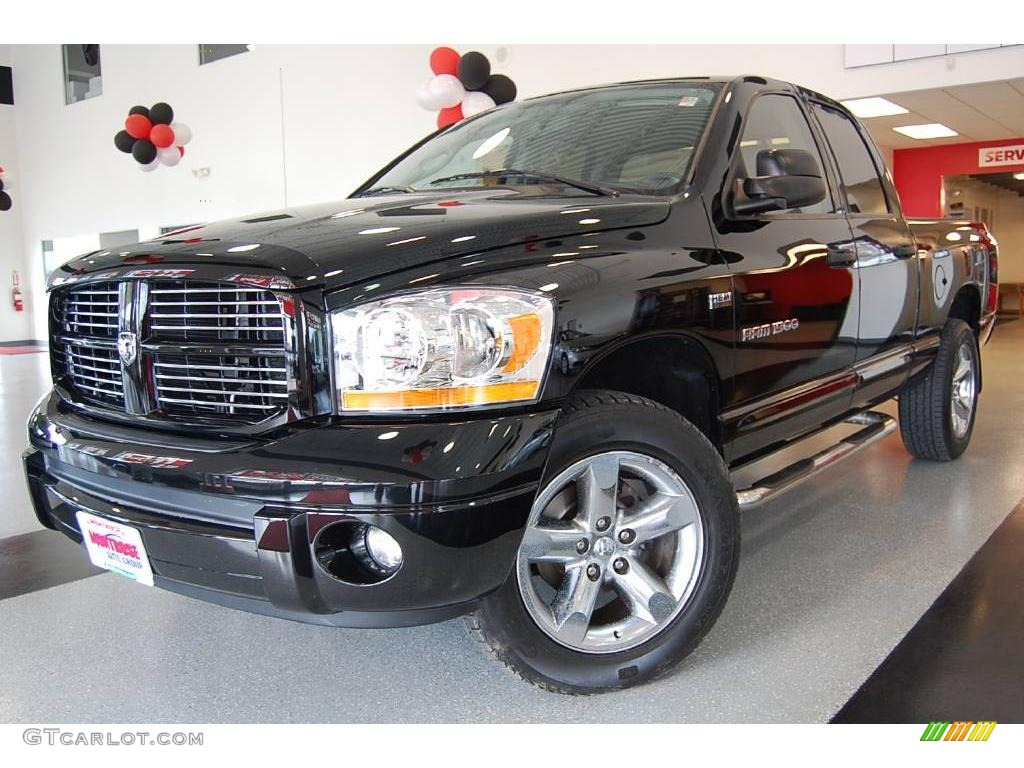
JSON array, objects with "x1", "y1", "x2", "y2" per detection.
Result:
[{"x1": 59, "y1": 189, "x2": 670, "y2": 291}]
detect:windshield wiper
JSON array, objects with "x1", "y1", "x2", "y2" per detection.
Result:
[
  {"x1": 355, "y1": 185, "x2": 416, "y2": 197},
  {"x1": 427, "y1": 169, "x2": 620, "y2": 197}
]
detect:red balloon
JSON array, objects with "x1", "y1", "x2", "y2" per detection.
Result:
[
  {"x1": 429, "y1": 46, "x2": 460, "y2": 76},
  {"x1": 125, "y1": 113, "x2": 152, "y2": 140},
  {"x1": 437, "y1": 104, "x2": 464, "y2": 129},
  {"x1": 149, "y1": 123, "x2": 175, "y2": 148}
]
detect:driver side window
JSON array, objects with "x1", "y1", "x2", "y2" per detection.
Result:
[{"x1": 738, "y1": 94, "x2": 834, "y2": 215}]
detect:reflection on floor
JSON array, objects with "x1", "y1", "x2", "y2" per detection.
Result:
[
  {"x1": 0, "y1": 319, "x2": 1021, "y2": 722},
  {"x1": 0, "y1": 530, "x2": 100, "y2": 600}
]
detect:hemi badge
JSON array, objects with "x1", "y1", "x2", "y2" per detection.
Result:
[{"x1": 708, "y1": 291, "x2": 733, "y2": 310}]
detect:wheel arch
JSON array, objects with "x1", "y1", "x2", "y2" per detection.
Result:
[
  {"x1": 570, "y1": 333, "x2": 724, "y2": 451},
  {"x1": 946, "y1": 284, "x2": 984, "y2": 392},
  {"x1": 948, "y1": 283, "x2": 982, "y2": 336}
]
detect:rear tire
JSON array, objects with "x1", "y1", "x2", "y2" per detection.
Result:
[
  {"x1": 898, "y1": 319, "x2": 980, "y2": 461},
  {"x1": 466, "y1": 390, "x2": 740, "y2": 694}
]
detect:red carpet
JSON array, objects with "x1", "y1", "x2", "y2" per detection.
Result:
[{"x1": 0, "y1": 346, "x2": 47, "y2": 355}]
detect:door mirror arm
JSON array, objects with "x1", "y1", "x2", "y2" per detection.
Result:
[{"x1": 728, "y1": 148, "x2": 827, "y2": 218}]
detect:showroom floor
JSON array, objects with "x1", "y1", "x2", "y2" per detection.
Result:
[{"x1": 1, "y1": 322, "x2": 1022, "y2": 723}]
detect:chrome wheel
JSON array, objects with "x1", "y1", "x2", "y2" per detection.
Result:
[
  {"x1": 950, "y1": 341, "x2": 977, "y2": 439},
  {"x1": 516, "y1": 450, "x2": 705, "y2": 654}
]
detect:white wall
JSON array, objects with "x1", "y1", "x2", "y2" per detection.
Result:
[
  {"x1": 9, "y1": 43, "x2": 1024, "y2": 339},
  {"x1": 0, "y1": 44, "x2": 33, "y2": 341}
]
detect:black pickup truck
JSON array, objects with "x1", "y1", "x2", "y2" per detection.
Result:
[{"x1": 25, "y1": 75, "x2": 998, "y2": 693}]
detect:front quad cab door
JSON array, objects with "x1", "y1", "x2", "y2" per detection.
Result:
[
  {"x1": 809, "y1": 100, "x2": 920, "y2": 405},
  {"x1": 712, "y1": 88, "x2": 861, "y2": 461}
]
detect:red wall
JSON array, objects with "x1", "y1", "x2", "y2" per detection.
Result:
[{"x1": 892, "y1": 138, "x2": 1024, "y2": 218}]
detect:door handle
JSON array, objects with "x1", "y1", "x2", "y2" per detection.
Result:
[
  {"x1": 827, "y1": 246, "x2": 857, "y2": 268},
  {"x1": 893, "y1": 244, "x2": 918, "y2": 259}
]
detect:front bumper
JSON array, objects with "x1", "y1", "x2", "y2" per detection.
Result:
[{"x1": 25, "y1": 391, "x2": 558, "y2": 627}]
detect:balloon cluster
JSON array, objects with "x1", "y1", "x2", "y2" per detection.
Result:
[
  {"x1": 416, "y1": 47, "x2": 518, "y2": 129},
  {"x1": 0, "y1": 166, "x2": 10, "y2": 212},
  {"x1": 113, "y1": 103, "x2": 193, "y2": 172}
]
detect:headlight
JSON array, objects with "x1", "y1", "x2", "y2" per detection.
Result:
[{"x1": 331, "y1": 287, "x2": 554, "y2": 412}]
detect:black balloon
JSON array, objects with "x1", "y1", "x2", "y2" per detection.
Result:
[
  {"x1": 114, "y1": 130, "x2": 136, "y2": 154},
  {"x1": 149, "y1": 102, "x2": 174, "y2": 125},
  {"x1": 0, "y1": 192, "x2": 11, "y2": 212},
  {"x1": 457, "y1": 51, "x2": 491, "y2": 91},
  {"x1": 132, "y1": 139, "x2": 157, "y2": 165},
  {"x1": 128, "y1": 105, "x2": 150, "y2": 118},
  {"x1": 482, "y1": 74, "x2": 517, "y2": 105},
  {"x1": 0, "y1": 177, "x2": 4, "y2": 192}
]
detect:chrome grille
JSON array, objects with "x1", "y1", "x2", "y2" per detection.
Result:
[
  {"x1": 147, "y1": 282, "x2": 286, "y2": 343},
  {"x1": 51, "y1": 277, "x2": 295, "y2": 426},
  {"x1": 63, "y1": 342, "x2": 124, "y2": 407},
  {"x1": 61, "y1": 282, "x2": 120, "y2": 339},
  {"x1": 154, "y1": 354, "x2": 290, "y2": 417}
]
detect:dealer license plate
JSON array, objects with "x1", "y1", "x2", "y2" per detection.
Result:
[{"x1": 76, "y1": 511, "x2": 154, "y2": 586}]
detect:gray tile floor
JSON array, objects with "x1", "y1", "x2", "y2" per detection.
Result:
[{"x1": 1, "y1": 321, "x2": 1022, "y2": 723}]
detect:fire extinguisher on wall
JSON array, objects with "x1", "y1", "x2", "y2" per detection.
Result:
[{"x1": 12, "y1": 270, "x2": 24, "y2": 312}]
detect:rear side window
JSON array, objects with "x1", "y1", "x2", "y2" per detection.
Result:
[
  {"x1": 813, "y1": 104, "x2": 890, "y2": 215},
  {"x1": 737, "y1": 94, "x2": 833, "y2": 214}
]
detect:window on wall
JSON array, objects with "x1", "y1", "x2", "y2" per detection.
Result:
[
  {"x1": 41, "y1": 241, "x2": 58, "y2": 282},
  {"x1": 99, "y1": 229, "x2": 140, "y2": 250},
  {"x1": 198, "y1": 45, "x2": 252, "y2": 65},
  {"x1": 62, "y1": 45, "x2": 102, "y2": 105}
]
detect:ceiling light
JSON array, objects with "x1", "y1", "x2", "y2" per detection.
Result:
[
  {"x1": 893, "y1": 123, "x2": 958, "y2": 140},
  {"x1": 227, "y1": 244, "x2": 260, "y2": 253},
  {"x1": 358, "y1": 227, "x2": 400, "y2": 235},
  {"x1": 1014, "y1": 172, "x2": 1024, "y2": 181},
  {"x1": 841, "y1": 97, "x2": 909, "y2": 118}
]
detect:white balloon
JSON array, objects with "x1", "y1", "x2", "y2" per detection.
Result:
[
  {"x1": 170, "y1": 121, "x2": 192, "y2": 146},
  {"x1": 416, "y1": 80, "x2": 446, "y2": 111},
  {"x1": 426, "y1": 74, "x2": 465, "y2": 109},
  {"x1": 157, "y1": 147, "x2": 181, "y2": 167},
  {"x1": 461, "y1": 90, "x2": 496, "y2": 117},
  {"x1": 139, "y1": 159, "x2": 159, "y2": 173}
]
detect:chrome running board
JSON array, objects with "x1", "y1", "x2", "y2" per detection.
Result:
[{"x1": 733, "y1": 411, "x2": 897, "y2": 510}]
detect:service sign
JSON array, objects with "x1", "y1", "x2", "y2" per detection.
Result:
[
  {"x1": 76, "y1": 511, "x2": 154, "y2": 586},
  {"x1": 978, "y1": 143, "x2": 1024, "y2": 168}
]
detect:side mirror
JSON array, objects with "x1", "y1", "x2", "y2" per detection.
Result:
[{"x1": 733, "y1": 148, "x2": 827, "y2": 215}]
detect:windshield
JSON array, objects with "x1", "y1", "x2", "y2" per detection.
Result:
[{"x1": 364, "y1": 82, "x2": 721, "y2": 197}]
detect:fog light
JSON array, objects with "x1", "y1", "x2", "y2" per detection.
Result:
[{"x1": 351, "y1": 524, "x2": 403, "y2": 577}]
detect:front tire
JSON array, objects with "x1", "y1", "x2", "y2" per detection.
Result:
[
  {"x1": 466, "y1": 390, "x2": 740, "y2": 694},
  {"x1": 898, "y1": 319, "x2": 980, "y2": 461}
]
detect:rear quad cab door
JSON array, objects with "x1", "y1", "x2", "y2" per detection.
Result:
[
  {"x1": 809, "y1": 101, "x2": 919, "y2": 405},
  {"x1": 712, "y1": 91, "x2": 861, "y2": 460}
]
